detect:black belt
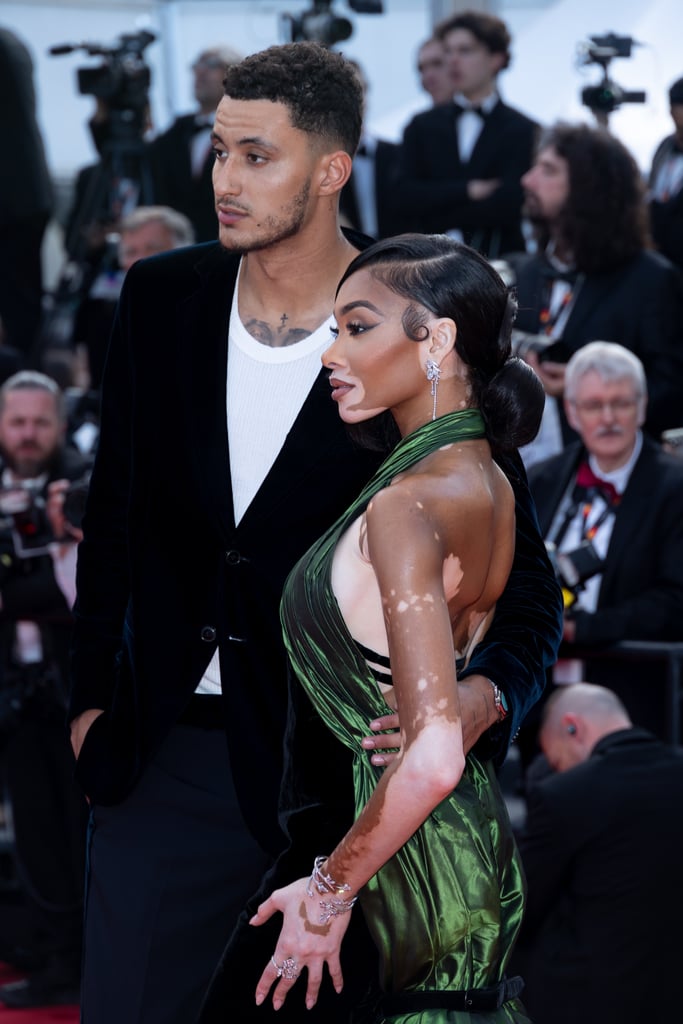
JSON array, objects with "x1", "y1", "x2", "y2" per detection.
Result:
[
  {"x1": 378, "y1": 976, "x2": 524, "y2": 1016},
  {"x1": 177, "y1": 694, "x2": 224, "y2": 730}
]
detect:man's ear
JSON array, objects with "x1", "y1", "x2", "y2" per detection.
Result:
[{"x1": 317, "y1": 150, "x2": 353, "y2": 196}]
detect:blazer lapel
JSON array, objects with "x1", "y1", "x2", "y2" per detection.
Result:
[{"x1": 180, "y1": 244, "x2": 239, "y2": 542}]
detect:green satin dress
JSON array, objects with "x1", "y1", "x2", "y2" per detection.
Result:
[{"x1": 280, "y1": 410, "x2": 530, "y2": 1024}]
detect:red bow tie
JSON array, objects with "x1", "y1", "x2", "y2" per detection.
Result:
[{"x1": 575, "y1": 461, "x2": 620, "y2": 504}]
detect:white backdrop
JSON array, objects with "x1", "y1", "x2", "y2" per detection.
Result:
[{"x1": 2, "y1": 0, "x2": 680, "y2": 178}]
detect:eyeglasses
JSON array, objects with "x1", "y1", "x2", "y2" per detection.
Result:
[{"x1": 570, "y1": 397, "x2": 640, "y2": 416}]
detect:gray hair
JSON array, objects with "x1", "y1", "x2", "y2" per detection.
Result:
[
  {"x1": 564, "y1": 341, "x2": 647, "y2": 403},
  {"x1": 119, "y1": 206, "x2": 195, "y2": 247},
  {"x1": 0, "y1": 370, "x2": 65, "y2": 420}
]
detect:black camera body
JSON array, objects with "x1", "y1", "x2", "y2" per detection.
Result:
[
  {"x1": 283, "y1": 0, "x2": 383, "y2": 46},
  {"x1": 50, "y1": 30, "x2": 155, "y2": 132},
  {"x1": 579, "y1": 32, "x2": 646, "y2": 116},
  {"x1": 546, "y1": 539, "x2": 605, "y2": 609}
]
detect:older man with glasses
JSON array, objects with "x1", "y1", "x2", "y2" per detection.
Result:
[{"x1": 525, "y1": 340, "x2": 683, "y2": 742}]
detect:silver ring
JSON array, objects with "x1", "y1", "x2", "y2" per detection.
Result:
[{"x1": 270, "y1": 954, "x2": 299, "y2": 980}]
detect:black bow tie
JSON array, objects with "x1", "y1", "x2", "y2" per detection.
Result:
[
  {"x1": 190, "y1": 117, "x2": 212, "y2": 135},
  {"x1": 453, "y1": 102, "x2": 490, "y2": 120}
]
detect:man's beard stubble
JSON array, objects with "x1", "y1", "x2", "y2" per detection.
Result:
[{"x1": 217, "y1": 179, "x2": 312, "y2": 254}]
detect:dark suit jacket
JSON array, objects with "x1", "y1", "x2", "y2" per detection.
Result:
[
  {"x1": 517, "y1": 728, "x2": 683, "y2": 1024},
  {"x1": 68, "y1": 239, "x2": 562, "y2": 860},
  {"x1": 648, "y1": 133, "x2": 683, "y2": 270},
  {"x1": 529, "y1": 438, "x2": 683, "y2": 733},
  {"x1": 529, "y1": 437, "x2": 683, "y2": 646},
  {"x1": 150, "y1": 113, "x2": 218, "y2": 242},
  {"x1": 393, "y1": 99, "x2": 538, "y2": 256},
  {"x1": 509, "y1": 249, "x2": 683, "y2": 436},
  {"x1": 339, "y1": 138, "x2": 402, "y2": 239}
]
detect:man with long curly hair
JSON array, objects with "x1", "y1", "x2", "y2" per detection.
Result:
[{"x1": 509, "y1": 122, "x2": 683, "y2": 467}]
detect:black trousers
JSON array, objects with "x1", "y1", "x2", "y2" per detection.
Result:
[
  {"x1": 4, "y1": 713, "x2": 87, "y2": 981},
  {"x1": 81, "y1": 725, "x2": 271, "y2": 1024}
]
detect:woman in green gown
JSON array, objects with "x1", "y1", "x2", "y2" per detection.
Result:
[{"x1": 250, "y1": 235, "x2": 544, "y2": 1022}]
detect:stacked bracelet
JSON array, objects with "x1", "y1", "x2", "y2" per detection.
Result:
[{"x1": 306, "y1": 856, "x2": 358, "y2": 924}]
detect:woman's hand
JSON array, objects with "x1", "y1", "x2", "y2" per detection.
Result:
[{"x1": 250, "y1": 876, "x2": 353, "y2": 1011}]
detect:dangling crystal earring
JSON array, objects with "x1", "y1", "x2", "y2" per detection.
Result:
[{"x1": 425, "y1": 359, "x2": 441, "y2": 421}]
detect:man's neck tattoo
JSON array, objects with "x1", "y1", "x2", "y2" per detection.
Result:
[{"x1": 245, "y1": 317, "x2": 309, "y2": 348}]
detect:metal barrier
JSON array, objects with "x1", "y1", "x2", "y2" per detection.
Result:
[{"x1": 559, "y1": 640, "x2": 683, "y2": 745}]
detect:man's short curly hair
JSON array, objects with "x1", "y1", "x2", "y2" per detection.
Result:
[{"x1": 222, "y1": 42, "x2": 363, "y2": 155}]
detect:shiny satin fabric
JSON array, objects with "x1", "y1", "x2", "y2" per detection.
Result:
[{"x1": 280, "y1": 411, "x2": 530, "y2": 1023}]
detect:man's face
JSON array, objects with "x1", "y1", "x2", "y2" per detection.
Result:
[
  {"x1": 442, "y1": 28, "x2": 504, "y2": 102},
  {"x1": 565, "y1": 370, "x2": 644, "y2": 472},
  {"x1": 522, "y1": 146, "x2": 570, "y2": 226},
  {"x1": 0, "y1": 389, "x2": 64, "y2": 478},
  {"x1": 119, "y1": 222, "x2": 177, "y2": 272},
  {"x1": 540, "y1": 725, "x2": 584, "y2": 773},
  {"x1": 212, "y1": 97, "x2": 321, "y2": 253},
  {"x1": 417, "y1": 40, "x2": 452, "y2": 105},
  {"x1": 192, "y1": 51, "x2": 228, "y2": 113}
]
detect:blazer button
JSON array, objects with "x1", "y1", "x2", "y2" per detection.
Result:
[
  {"x1": 200, "y1": 625, "x2": 217, "y2": 642},
  {"x1": 225, "y1": 550, "x2": 241, "y2": 565}
]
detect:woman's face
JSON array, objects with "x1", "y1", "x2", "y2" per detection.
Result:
[{"x1": 323, "y1": 269, "x2": 432, "y2": 427}]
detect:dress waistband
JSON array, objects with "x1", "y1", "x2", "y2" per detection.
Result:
[{"x1": 377, "y1": 976, "x2": 525, "y2": 1016}]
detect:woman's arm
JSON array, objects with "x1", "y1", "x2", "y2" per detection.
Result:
[{"x1": 251, "y1": 486, "x2": 466, "y2": 1009}]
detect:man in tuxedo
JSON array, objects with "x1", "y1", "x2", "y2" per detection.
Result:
[
  {"x1": 517, "y1": 683, "x2": 683, "y2": 1024},
  {"x1": 393, "y1": 10, "x2": 538, "y2": 257},
  {"x1": 68, "y1": 42, "x2": 562, "y2": 1024},
  {"x1": 416, "y1": 36, "x2": 453, "y2": 107},
  {"x1": 151, "y1": 45, "x2": 243, "y2": 241},
  {"x1": 528, "y1": 342, "x2": 683, "y2": 735},
  {"x1": 510, "y1": 122, "x2": 683, "y2": 466},
  {"x1": 648, "y1": 75, "x2": 683, "y2": 271}
]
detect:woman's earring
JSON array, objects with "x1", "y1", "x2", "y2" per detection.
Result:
[{"x1": 425, "y1": 359, "x2": 441, "y2": 421}]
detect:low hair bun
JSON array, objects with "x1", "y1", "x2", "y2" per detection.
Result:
[{"x1": 480, "y1": 357, "x2": 545, "y2": 451}]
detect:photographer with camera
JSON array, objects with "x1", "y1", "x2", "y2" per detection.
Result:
[
  {"x1": 507, "y1": 122, "x2": 683, "y2": 469},
  {"x1": 0, "y1": 371, "x2": 89, "y2": 1009},
  {"x1": 527, "y1": 342, "x2": 683, "y2": 740}
]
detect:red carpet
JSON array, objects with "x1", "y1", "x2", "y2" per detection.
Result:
[{"x1": 0, "y1": 966, "x2": 78, "y2": 1023}]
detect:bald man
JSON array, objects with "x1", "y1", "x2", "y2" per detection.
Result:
[{"x1": 517, "y1": 683, "x2": 683, "y2": 1024}]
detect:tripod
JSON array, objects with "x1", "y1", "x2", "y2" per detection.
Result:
[{"x1": 39, "y1": 109, "x2": 157, "y2": 362}]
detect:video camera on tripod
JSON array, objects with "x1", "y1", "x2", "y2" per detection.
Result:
[
  {"x1": 578, "y1": 32, "x2": 646, "y2": 121},
  {"x1": 49, "y1": 30, "x2": 156, "y2": 137}
]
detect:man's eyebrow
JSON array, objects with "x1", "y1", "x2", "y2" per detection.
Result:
[{"x1": 210, "y1": 130, "x2": 278, "y2": 152}]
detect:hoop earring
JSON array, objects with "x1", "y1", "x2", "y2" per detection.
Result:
[{"x1": 426, "y1": 359, "x2": 441, "y2": 421}]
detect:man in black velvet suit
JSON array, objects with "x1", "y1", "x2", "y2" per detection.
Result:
[
  {"x1": 517, "y1": 683, "x2": 683, "y2": 1024},
  {"x1": 68, "y1": 43, "x2": 562, "y2": 1024},
  {"x1": 510, "y1": 122, "x2": 683, "y2": 465},
  {"x1": 151, "y1": 46, "x2": 243, "y2": 242},
  {"x1": 528, "y1": 342, "x2": 683, "y2": 736},
  {"x1": 393, "y1": 10, "x2": 538, "y2": 257}
]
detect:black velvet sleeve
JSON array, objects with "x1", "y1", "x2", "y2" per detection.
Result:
[{"x1": 460, "y1": 451, "x2": 563, "y2": 764}]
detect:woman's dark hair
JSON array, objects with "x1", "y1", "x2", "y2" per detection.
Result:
[{"x1": 337, "y1": 234, "x2": 543, "y2": 452}]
